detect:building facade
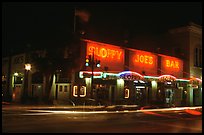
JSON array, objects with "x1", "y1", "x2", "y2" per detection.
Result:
[
  {"x1": 69, "y1": 39, "x2": 189, "y2": 107},
  {"x1": 2, "y1": 23, "x2": 202, "y2": 107},
  {"x1": 2, "y1": 57, "x2": 10, "y2": 101},
  {"x1": 167, "y1": 22, "x2": 202, "y2": 106}
]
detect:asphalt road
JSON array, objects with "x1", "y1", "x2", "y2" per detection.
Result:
[{"x1": 2, "y1": 105, "x2": 202, "y2": 133}]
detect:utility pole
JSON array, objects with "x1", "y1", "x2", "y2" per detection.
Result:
[
  {"x1": 91, "y1": 51, "x2": 94, "y2": 99},
  {"x1": 85, "y1": 51, "x2": 100, "y2": 99}
]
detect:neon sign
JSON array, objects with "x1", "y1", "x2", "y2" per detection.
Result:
[
  {"x1": 73, "y1": 85, "x2": 86, "y2": 97},
  {"x1": 73, "y1": 86, "x2": 78, "y2": 97},
  {"x1": 88, "y1": 46, "x2": 122, "y2": 60},
  {"x1": 79, "y1": 71, "x2": 103, "y2": 78},
  {"x1": 124, "y1": 88, "x2": 129, "y2": 98},
  {"x1": 135, "y1": 54, "x2": 153, "y2": 65},
  {"x1": 85, "y1": 40, "x2": 124, "y2": 72},
  {"x1": 166, "y1": 60, "x2": 179, "y2": 69},
  {"x1": 160, "y1": 54, "x2": 183, "y2": 78},
  {"x1": 190, "y1": 77, "x2": 202, "y2": 84},
  {"x1": 118, "y1": 71, "x2": 144, "y2": 80},
  {"x1": 129, "y1": 49, "x2": 157, "y2": 76},
  {"x1": 158, "y1": 75, "x2": 177, "y2": 82}
]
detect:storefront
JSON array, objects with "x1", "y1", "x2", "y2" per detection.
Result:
[
  {"x1": 188, "y1": 77, "x2": 202, "y2": 106},
  {"x1": 74, "y1": 39, "x2": 189, "y2": 106},
  {"x1": 4, "y1": 40, "x2": 201, "y2": 106},
  {"x1": 50, "y1": 44, "x2": 202, "y2": 106}
]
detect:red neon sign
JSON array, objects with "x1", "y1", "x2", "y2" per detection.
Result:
[
  {"x1": 135, "y1": 54, "x2": 153, "y2": 65},
  {"x1": 160, "y1": 54, "x2": 183, "y2": 78},
  {"x1": 158, "y1": 74, "x2": 177, "y2": 82},
  {"x1": 190, "y1": 77, "x2": 202, "y2": 84},
  {"x1": 129, "y1": 49, "x2": 157, "y2": 76},
  {"x1": 165, "y1": 60, "x2": 179, "y2": 69},
  {"x1": 85, "y1": 40, "x2": 124, "y2": 72},
  {"x1": 87, "y1": 45, "x2": 123, "y2": 60}
]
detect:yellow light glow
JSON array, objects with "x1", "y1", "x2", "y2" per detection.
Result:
[
  {"x1": 117, "y1": 79, "x2": 124, "y2": 84},
  {"x1": 12, "y1": 93, "x2": 16, "y2": 99},
  {"x1": 25, "y1": 64, "x2": 31, "y2": 71},
  {"x1": 135, "y1": 54, "x2": 153, "y2": 65},
  {"x1": 85, "y1": 78, "x2": 91, "y2": 86},
  {"x1": 88, "y1": 46, "x2": 122, "y2": 60},
  {"x1": 151, "y1": 80, "x2": 157, "y2": 87},
  {"x1": 79, "y1": 86, "x2": 86, "y2": 97},
  {"x1": 166, "y1": 60, "x2": 179, "y2": 69},
  {"x1": 73, "y1": 86, "x2": 78, "y2": 97},
  {"x1": 14, "y1": 72, "x2": 18, "y2": 76},
  {"x1": 124, "y1": 88, "x2": 129, "y2": 98},
  {"x1": 158, "y1": 74, "x2": 177, "y2": 81}
]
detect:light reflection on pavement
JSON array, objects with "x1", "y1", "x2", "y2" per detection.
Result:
[{"x1": 2, "y1": 105, "x2": 202, "y2": 133}]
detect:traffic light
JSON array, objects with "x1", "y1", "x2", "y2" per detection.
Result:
[
  {"x1": 96, "y1": 59, "x2": 100, "y2": 68},
  {"x1": 85, "y1": 55, "x2": 91, "y2": 67}
]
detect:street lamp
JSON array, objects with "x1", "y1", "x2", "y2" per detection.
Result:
[
  {"x1": 25, "y1": 63, "x2": 31, "y2": 71},
  {"x1": 23, "y1": 63, "x2": 31, "y2": 103}
]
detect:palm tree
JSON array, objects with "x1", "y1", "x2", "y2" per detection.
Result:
[
  {"x1": 30, "y1": 38, "x2": 82, "y2": 104},
  {"x1": 30, "y1": 48, "x2": 58, "y2": 103}
]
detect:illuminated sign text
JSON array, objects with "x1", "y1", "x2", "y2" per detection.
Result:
[
  {"x1": 166, "y1": 60, "x2": 179, "y2": 69},
  {"x1": 88, "y1": 46, "x2": 122, "y2": 60},
  {"x1": 135, "y1": 54, "x2": 153, "y2": 65}
]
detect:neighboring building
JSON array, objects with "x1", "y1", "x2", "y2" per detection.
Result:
[
  {"x1": 10, "y1": 53, "x2": 26, "y2": 103},
  {"x1": 2, "y1": 52, "x2": 45, "y2": 104},
  {"x1": 2, "y1": 57, "x2": 10, "y2": 101},
  {"x1": 166, "y1": 22, "x2": 202, "y2": 106}
]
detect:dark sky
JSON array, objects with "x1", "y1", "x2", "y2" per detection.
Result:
[{"x1": 2, "y1": 2, "x2": 202, "y2": 57}]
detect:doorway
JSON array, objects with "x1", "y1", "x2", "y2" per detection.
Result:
[{"x1": 165, "y1": 89, "x2": 173, "y2": 106}]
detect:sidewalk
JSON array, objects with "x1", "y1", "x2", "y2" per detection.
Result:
[
  {"x1": 2, "y1": 101, "x2": 202, "y2": 112},
  {"x1": 2, "y1": 102, "x2": 139, "y2": 111}
]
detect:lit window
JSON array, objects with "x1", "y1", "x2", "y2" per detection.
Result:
[
  {"x1": 79, "y1": 86, "x2": 86, "y2": 97},
  {"x1": 73, "y1": 86, "x2": 78, "y2": 97},
  {"x1": 124, "y1": 88, "x2": 129, "y2": 98}
]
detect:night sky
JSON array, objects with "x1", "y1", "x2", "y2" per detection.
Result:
[{"x1": 2, "y1": 2, "x2": 202, "y2": 57}]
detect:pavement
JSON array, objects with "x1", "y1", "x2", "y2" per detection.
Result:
[
  {"x1": 2, "y1": 102, "x2": 139, "y2": 111},
  {"x1": 2, "y1": 101, "x2": 202, "y2": 112}
]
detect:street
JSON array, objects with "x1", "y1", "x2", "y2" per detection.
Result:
[{"x1": 2, "y1": 105, "x2": 202, "y2": 133}]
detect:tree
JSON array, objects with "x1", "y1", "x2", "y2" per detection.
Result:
[
  {"x1": 31, "y1": 48, "x2": 58, "y2": 103},
  {"x1": 30, "y1": 39, "x2": 82, "y2": 103}
]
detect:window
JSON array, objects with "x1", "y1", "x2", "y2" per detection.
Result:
[
  {"x1": 73, "y1": 86, "x2": 78, "y2": 97},
  {"x1": 194, "y1": 48, "x2": 198, "y2": 67},
  {"x1": 79, "y1": 86, "x2": 86, "y2": 97},
  {"x1": 59, "y1": 86, "x2": 63, "y2": 92},
  {"x1": 199, "y1": 48, "x2": 202, "y2": 67},
  {"x1": 64, "y1": 86, "x2": 68, "y2": 92},
  {"x1": 73, "y1": 85, "x2": 86, "y2": 97},
  {"x1": 124, "y1": 88, "x2": 129, "y2": 98},
  {"x1": 194, "y1": 47, "x2": 202, "y2": 68}
]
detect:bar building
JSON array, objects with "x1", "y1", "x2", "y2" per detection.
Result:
[
  {"x1": 2, "y1": 23, "x2": 202, "y2": 107},
  {"x1": 73, "y1": 39, "x2": 186, "y2": 107}
]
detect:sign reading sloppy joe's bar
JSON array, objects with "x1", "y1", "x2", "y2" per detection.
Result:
[{"x1": 86, "y1": 40, "x2": 124, "y2": 72}]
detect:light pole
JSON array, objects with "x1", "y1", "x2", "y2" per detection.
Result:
[
  {"x1": 85, "y1": 52, "x2": 100, "y2": 99},
  {"x1": 23, "y1": 63, "x2": 31, "y2": 103},
  {"x1": 91, "y1": 52, "x2": 94, "y2": 99}
]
